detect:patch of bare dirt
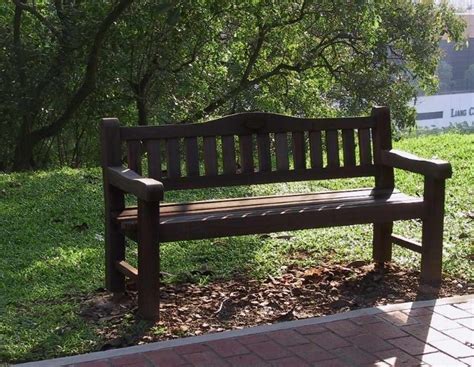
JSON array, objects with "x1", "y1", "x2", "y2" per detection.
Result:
[{"x1": 79, "y1": 262, "x2": 472, "y2": 351}]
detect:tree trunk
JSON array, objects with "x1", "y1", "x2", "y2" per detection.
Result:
[
  {"x1": 9, "y1": 0, "x2": 134, "y2": 171},
  {"x1": 136, "y1": 91, "x2": 149, "y2": 126},
  {"x1": 12, "y1": 133, "x2": 35, "y2": 171}
]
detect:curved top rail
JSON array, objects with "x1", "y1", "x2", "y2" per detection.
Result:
[{"x1": 119, "y1": 112, "x2": 375, "y2": 141}]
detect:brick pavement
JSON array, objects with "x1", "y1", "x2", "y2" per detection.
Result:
[{"x1": 16, "y1": 295, "x2": 473, "y2": 367}]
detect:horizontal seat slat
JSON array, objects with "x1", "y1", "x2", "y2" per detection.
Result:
[
  {"x1": 117, "y1": 192, "x2": 417, "y2": 222},
  {"x1": 116, "y1": 188, "x2": 399, "y2": 219},
  {"x1": 161, "y1": 197, "x2": 421, "y2": 225},
  {"x1": 115, "y1": 189, "x2": 423, "y2": 242}
]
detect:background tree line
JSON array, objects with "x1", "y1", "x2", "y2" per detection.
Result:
[{"x1": 0, "y1": 0, "x2": 465, "y2": 171}]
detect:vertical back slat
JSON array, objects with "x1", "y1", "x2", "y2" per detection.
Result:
[
  {"x1": 257, "y1": 133, "x2": 271, "y2": 172},
  {"x1": 292, "y1": 132, "x2": 306, "y2": 169},
  {"x1": 309, "y1": 130, "x2": 323, "y2": 169},
  {"x1": 275, "y1": 133, "x2": 289, "y2": 171},
  {"x1": 358, "y1": 128, "x2": 372, "y2": 166},
  {"x1": 166, "y1": 138, "x2": 181, "y2": 178},
  {"x1": 239, "y1": 135, "x2": 254, "y2": 173},
  {"x1": 185, "y1": 137, "x2": 200, "y2": 176},
  {"x1": 222, "y1": 135, "x2": 236, "y2": 174},
  {"x1": 326, "y1": 130, "x2": 340, "y2": 168},
  {"x1": 342, "y1": 129, "x2": 356, "y2": 167},
  {"x1": 146, "y1": 140, "x2": 161, "y2": 179},
  {"x1": 127, "y1": 140, "x2": 142, "y2": 174},
  {"x1": 203, "y1": 136, "x2": 218, "y2": 175},
  {"x1": 372, "y1": 106, "x2": 394, "y2": 189}
]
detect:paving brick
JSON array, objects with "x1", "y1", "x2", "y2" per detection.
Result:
[
  {"x1": 460, "y1": 356, "x2": 474, "y2": 365},
  {"x1": 428, "y1": 338, "x2": 474, "y2": 359},
  {"x1": 325, "y1": 319, "x2": 365, "y2": 337},
  {"x1": 437, "y1": 327, "x2": 473, "y2": 344},
  {"x1": 388, "y1": 336, "x2": 436, "y2": 356},
  {"x1": 453, "y1": 302, "x2": 474, "y2": 312},
  {"x1": 268, "y1": 329, "x2": 310, "y2": 346},
  {"x1": 246, "y1": 340, "x2": 292, "y2": 360},
  {"x1": 419, "y1": 351, "x2": 467, "y2": 366},
  {"x1": 416, "y1": 314, "x2": 462, "y2": 331},
  {"x1": 174, "y1": 343, "x2": 210, "y2": 355},
  {"x1": 296, "y1": 324, "x2": 328, "y2": 335},
  {"x1": 182, "y1": 350, "x2": 229, "y2": 367},
  {"x1": 401, "y1": 324, "x2": 450, "y2": 342},
  {"x1": 270, "y1": 356, "x2": 310, "y2": 367},
  {"x1": 226, "y1": 353, "x2": 269, "y2": 367},
  {"x1": 73, "y1": 361, "x2": 112, "y2": 367},
  {"x1": 362, "y1": 321, "x2": 408, "y2": 339},
  {"x1": 41, "y1": 297, "x2": 474, "y2": 367},
  {"x1": 350, "y1": 315, "x2": 382, "y2": 325},
  {"x1": 236, "y1": 333, "x2": 270, "y2": 345},
  {"x1": 400, "y1": 307, "x2": 433, "y2": 317},
  {"x1": 114, "y1": 363, "x2": 150, "y2": 367},
  {"x1": 350, "y1": 333, "x2": 393, "y2": 352},
  {"x1": 374, "y1": 348, "x2": 423, "y2": 367},
  {"x1": 432, "y1": 305, "x2": 473, "y2": 320},
  {"x1": 311, "y1": 359, "x2": 351, "y2": 367},
  {"x1": 333, "y1": 346, "x2": 380, "y2": 365},
  {"x1": 306, "y1": 331, "x2": 351, "y2": 350},
  {"x1": 456, "y1": 318, "x2": 474, "y2": 330},
  {"x1": 144, "y1": 349, "x2": 187, "y2": 366},
  {"x1": 378, "y1": 311, "x2": 419, "y2": 326},
  {"x1": 288, "y1": 343, "x2": 334, "y2": 363},
  {"x1": 206, "y1": 339, "x2": 249, "y2": 357},
  {"x1": 109, "y1": 354, "x2": 150, "y2": 367}
]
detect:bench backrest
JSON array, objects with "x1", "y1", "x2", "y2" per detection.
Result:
[{"x1": 106, "y1": 106, "x2": 393, "y2": 191}]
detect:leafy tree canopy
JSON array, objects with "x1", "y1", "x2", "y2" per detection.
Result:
[{"x1": 0, "y1": 0, "x2": 465, "y2": 170}]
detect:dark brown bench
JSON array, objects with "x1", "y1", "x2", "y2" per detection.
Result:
[{"x1": 100, "y1": 106, "x2": 452, "y2": 320}]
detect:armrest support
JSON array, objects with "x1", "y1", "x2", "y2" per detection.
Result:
[
  {"x1": 380, "y1": 149, "x2": 452, "y2": 179},
  {"x1": 107, "y1": 166, "x2": 164, "y2": 201}
]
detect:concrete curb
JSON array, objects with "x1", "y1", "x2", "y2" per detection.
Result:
[{"x1": 14, "y1": 294, "x2": 474, "y2": 367}]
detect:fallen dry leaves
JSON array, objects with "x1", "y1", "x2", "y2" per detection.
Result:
[{"x1": 78, "y1": 261, "x2": 472, "y2": 351}]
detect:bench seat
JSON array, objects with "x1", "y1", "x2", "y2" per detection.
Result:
[
  {"x1": 101, "y1": 107, "x2": 451, "y2": 320},
  {"x1": 115, "y1": 188, "x2": 423, "y2": 242}
]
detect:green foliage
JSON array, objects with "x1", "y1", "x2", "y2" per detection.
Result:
[
  {"x1": 0, "y1": 133, "x2": 473, "y2": 362},
  {"x1": 0, "y1": 1, "x2": 466, "y2": 170}
]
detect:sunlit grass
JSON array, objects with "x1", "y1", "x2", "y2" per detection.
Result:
[{"x1": 0, "y1": 133, "x2": 472, "y2": 363}]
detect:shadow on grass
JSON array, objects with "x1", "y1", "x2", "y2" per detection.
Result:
[{"x1": 0, "y1": 169, "x2": 275, "y2": 362}]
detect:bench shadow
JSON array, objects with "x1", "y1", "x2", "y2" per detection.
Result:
[{"x1": 325, "y1": 265, "x2": 441, "y2": 366}]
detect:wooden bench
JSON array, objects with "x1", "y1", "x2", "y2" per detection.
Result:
[{"x1": 100, "y1": 107, "x2": 452, "y2": 320}]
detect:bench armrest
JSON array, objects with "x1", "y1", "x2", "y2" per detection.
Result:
[
  {"x1": 107, "y1": 166, "x2": 164, "y2": 201},
  {"x1": 380, "y1": 149, "x2": 452, "y2": 179}
]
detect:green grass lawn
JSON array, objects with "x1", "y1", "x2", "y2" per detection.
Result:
[{"x1": 0, "y1": 133, "x2": 473, "y2": 363}]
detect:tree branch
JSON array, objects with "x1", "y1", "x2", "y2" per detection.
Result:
[
  {"x1": 11, "y1": 0, "x2": 61, "y2": 39},
  {"x1": 32, "y1": 0, "x2": 134, "y2": 140},
  {"x1": 240, "y1": 26, "x2": 266, "y2": 83},
  {"x1": 180, "y1": 62, "x2": 310, "y2": 123},
  {"x1": 179, "y1": 29, "x2": 358, "y2": 124}
]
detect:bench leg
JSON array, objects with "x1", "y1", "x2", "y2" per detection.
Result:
[
  {"x1": 373, "y1": 222, "x2": 393, "y2": 263},
  {"x1": 137, "y1": 199, "x2": 160, "y2": 321},
  {"x1": 420, "y1": 178, "x2": 445, "y2": 285},
  {"x1": 105, "y1": 185, "x2": 126, "y2": 293}
]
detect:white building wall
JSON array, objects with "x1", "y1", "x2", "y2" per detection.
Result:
[{"x1": 413, "y1": 92, "x2": 474, "y2": 129}]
